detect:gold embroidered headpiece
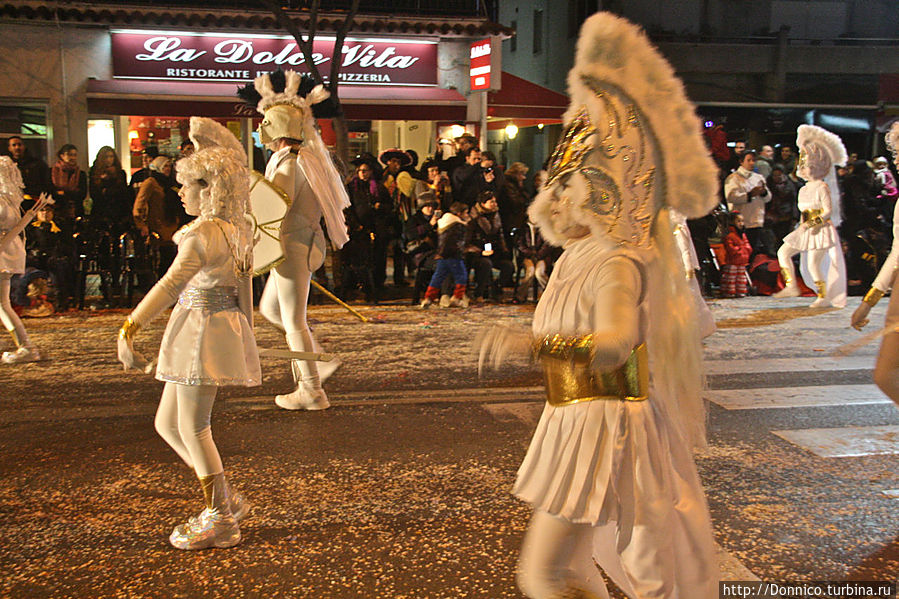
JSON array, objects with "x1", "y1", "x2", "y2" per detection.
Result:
[{"x1": 546, "y1": 107, "x2": 596, "y2": 187}]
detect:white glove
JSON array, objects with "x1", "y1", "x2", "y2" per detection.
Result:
[
  {"x1": 117, "y1": 335, "x2": 152, "y2": 373},
  {"x1": 475, "y1": 325, "x2": 533, "y2": 376}
]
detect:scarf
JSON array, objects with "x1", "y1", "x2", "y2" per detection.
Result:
[{"x1": 52, "y1": 160, "x2": 80, "y2": 192}]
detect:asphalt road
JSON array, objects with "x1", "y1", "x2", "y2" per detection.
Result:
[{"x1": 0, "y1": 296, "x2": 897, "y2": 598}]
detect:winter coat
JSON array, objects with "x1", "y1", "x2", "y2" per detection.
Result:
[
  {"x1": 436, "y1": 212, "x2": 466, "y2": 260},
  {"x1": 724, "y1": 226, "x2": 752, "y2": 267},
  {"x1": 464, "y1": 203, "x2": 508, "y2": 256}
]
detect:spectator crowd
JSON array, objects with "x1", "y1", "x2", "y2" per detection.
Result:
[
  {"x1": 8, "y1": 123, "x2": 896, "y2": 315},
  {"x1": 693, "y1": 131, "x2": 899, "y2": 298}
]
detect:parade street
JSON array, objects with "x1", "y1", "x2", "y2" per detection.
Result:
[{"x1": 1, "y1": 296, "x2": 898, "y2": 598}]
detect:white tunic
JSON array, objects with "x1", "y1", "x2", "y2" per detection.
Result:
[
  {"x1": 873, "y1": 201, "x2": 899, "y2": 328},
  {"x1": 782, "y1": 180, "x2": 839, "y2": 251},
  {"x1": 266, "y1": 146, "x2": 326, "y2": 273},
  {"x1": 132, "y1": 218, "x2": 261, "y2": 386},
  {"x1": 0, "y1": 195, "x2": 25, "y2": 274},
  {"x1": 514, "y1": 236, "x2": 718, "y2": 598}
]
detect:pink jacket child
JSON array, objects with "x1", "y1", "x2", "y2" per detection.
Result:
[{"x1": 721, "y1": 213, "x2": 752, "y2": 297}]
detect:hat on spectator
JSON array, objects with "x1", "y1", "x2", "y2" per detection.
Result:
[
  {"x1": 350, "y1": 152, "x2": 378, "y2": 169},
  {"x1": 378, "y1": 148, "x2": 412, "y2": 166},
  {"x1": 416, "y1": 190, "x2": 438, "y2": 208},
  {"x1": 149, "y1": 156, "x2": 172, "y2": 172}
]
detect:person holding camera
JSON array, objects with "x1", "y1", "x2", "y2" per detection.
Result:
[{"x1": 724, "y1": 150, "x2": 772, "y2": 254}]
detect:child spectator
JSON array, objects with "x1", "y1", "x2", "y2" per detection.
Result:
[
  {"x1": 420, "y1": 202, "x2": 470, "y2": 308},
  {"x1": 722, "y1": 211, "x2": 752, "y2": 298}
]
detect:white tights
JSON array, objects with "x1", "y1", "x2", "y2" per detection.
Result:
[
  {"x1": 259, "y1": 259, "x2": 321, "y2": 387},
  {"x1": 517, "y1": 510, "x2": 610, "y2": 599},
  {"x1": 154, "y1": 383, "x2": 223, "y2": 477},
  {"x1": 0, "y1": 274, "x2": 28, "y2": 347},
  {"x1": 777, "y1": 245, "x2": 827, "y2": 286}
]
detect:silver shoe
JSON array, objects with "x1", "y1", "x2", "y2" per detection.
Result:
[
  {"x1": 169, "y1": 473, "x2": 241, "y2": 550},
  {"x1": 173, "y1": 488, "x2": 250, "y2": 535},
  {"x1": 2, "y1": 346, "x2": 40, "y2": 364},
  {"x1": 169, "y1": 511, "x2": 241, "y2": 550}
]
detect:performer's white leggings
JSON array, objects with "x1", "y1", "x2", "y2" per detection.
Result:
[
  {"x1": 154, "y1": 383, "x2": 223, "y2": 477},
  {"x1": 777, "y1": 244, "x2": 827, "y2": 285},
  {"x1": 0, "y1": 274, "x2": 28, "y2": 346},
  {"x1": 517, "y1": 510, "x2": 610, "y2": 599},
  {"x1": 259, "y1": 246, "x2": 320, "y2": 387}
]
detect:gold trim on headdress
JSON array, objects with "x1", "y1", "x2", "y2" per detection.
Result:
[{"x1": 546, "y1": 107, "x2": 596, "y2": 187}]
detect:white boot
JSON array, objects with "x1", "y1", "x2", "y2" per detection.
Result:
[
  {"x1": 276, "y1": 331, "x2": 330, "y2": 410},
  {"x1": 809, "y1": 280, "x2": 829, "y2": 308},
  {"x1": 276, "y1": 380, "x2": 330, "y2": 410},
  {"x1": 773, "y1": 267, "x2": 801, "y2": 298}
]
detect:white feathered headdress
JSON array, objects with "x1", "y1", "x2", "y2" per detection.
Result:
[
  {"x1": 886, "y1": 121, "x2": 899, "y2": 166},
  {"x1": 796, "y1": 124, "x2": 847, "y2": 227},
  {"x1": 0, "y1": 156, "x2": 24, "y2": 207},
  {"x1": 531, "y1": 12, "x2": 718, "y2": 248},
  {"x1": 189, "y1": 116, "x2": 246, "y2": 161},
  {"x1": 237, "y1": 69, "x2": 334, "y2": 144}
]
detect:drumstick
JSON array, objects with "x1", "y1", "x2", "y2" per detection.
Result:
[
  {"x1": 258, "y1": 347, "x2": 335, "y2": 361},
  {"x1": 310, "y1": 279, "x2": 370, "y2": 323}
]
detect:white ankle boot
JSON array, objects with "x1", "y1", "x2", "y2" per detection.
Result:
[{"x1": 276, "y1": 381, "x2": 330, "y2": 410}]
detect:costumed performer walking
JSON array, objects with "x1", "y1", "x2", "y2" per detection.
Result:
[
  {"x1": 772, "y1": 125, "x2": 848, "y2": 308},
  {"x1": 671, "y1": 207, "x2": 716, "y2": 339},
  {"x1": 478, "y1": 12, "x2": 719, "y2": 599},
  {"x1": 238, "y1": 69, "x2": 349, "y2": 411},
  {"x1": 117, "y1": 117, "x2": 260, "y2": 550},
  {"x1": 851, "y1": 121, "x2": 899, "y2": 403},
  {"x1": 0, "y1": 156, "x2": 47, "y2": 364}
]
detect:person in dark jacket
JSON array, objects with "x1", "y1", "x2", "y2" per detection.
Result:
[
  {"x1": 50, "y1": 144, "x2": 87, "y2": 221},
  {"x1": 346, "y1": 159, "x2": 393, "y2": 290},
  {"x1": 465, "y1": 190, "x2": 514, "y2": 300},
  {"x1": 451, "y1": 146, "x2": 484, "y2": 207},
  {"x1": 514, "y1": 219, "x2": 559, "y2": 302},
  {"x1": 7, "y1": 136, "x2": 50, "y2": 210},
  {"x1": 499, "y1": 161, "x2": 531, "y2": 245},
  {"x1": 404, "y1": 191, "x2": 440, "y2": 303},
  {"x1": 25, "y1": 203, "x2": 75, "y2": 310},
  {"x1": 420, "y1": 202, "x2": 470, "y2": 308},
  {"x1": 89, "y1": 146, "x2": 132, "y2": 236}
]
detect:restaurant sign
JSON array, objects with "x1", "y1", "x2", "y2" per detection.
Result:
[{"x1": 111, "y1": 31, "x2": 438, "y2": 86}]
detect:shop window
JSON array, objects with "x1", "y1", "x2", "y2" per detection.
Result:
[
  {"x1": 0, "y1": 103, "x2": 48, "y2": 161},
  {"x1": 87, "y1": 119, "x2": 116, "y2": 167},
  {"x1": 126, "y1": 116, "x2": 241, "y2": 175},
  {"x1": 511, "y1": 20, "x2": 517, "y2": 52},
  {"x1": 533, "y1": 9, "x2": 544, "y2": 55}
]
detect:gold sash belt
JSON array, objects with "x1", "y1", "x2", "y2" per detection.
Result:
[
  {"x1": 536, "y1": 336, "x2": 649, "y2": 407},
  {"x1": 801, "y1": 209, "x2": 829, "y2": 227}
]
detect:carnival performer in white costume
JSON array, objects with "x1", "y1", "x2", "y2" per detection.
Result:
[
  {"x1": 0, "y1": 157, "x2": 47, "y2": 364},
  {"x1": 117, "y1": 117, "x2": 261, "y2": 550},
  {"x1": 479, "y1": 13, "x2": 718, "y2": 599},
  {"x1": 671, "y1": 208, "x2": 716, "y2": 339},
  {"x1": 851, "y1": 122, "x2": 899, "y2": 404},
  {"x1": 238, "y1": 69, "x2": 349, "y2": 411},
  {"x1": 773, "y1": 125, "x2": 848, "y2": 308}
]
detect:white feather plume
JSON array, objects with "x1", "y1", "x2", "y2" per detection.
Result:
[
  {"x1": 189, "y1": 117, "x2": 246, "y2": 162},
  {"x1": 886, "y1": 121, "x2": 899, "y2": 166},
  {"x1": 797, "y1": 124, "x2": 848, "y2": 167},
  {"x1": 566, "y1": 12, "x2": 718, "y2": 219},
  {"x1": 0, "y1": 156, "x2": 24, "y2": 205}
]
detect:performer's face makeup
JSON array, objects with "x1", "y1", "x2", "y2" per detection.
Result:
[
  {"x1": 179, "y1": 178, "x2": 204, "y2": 216},
  {"x1": 548, "y1": 175, "x2": 591, "y2": 239}
]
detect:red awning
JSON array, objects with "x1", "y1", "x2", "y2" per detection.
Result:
[
  {"x1": 487, "y1": 72, "x2": 569, "y2": 120},
  {"x1": 86, "y1": 79, "x2": 467, "y2": 121}
]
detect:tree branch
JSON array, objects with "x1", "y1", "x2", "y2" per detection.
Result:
[
  {"x1": 329, "y1": 0, "x2": 360, "y2": 94},
  {"x1": 259, "y1": 0, "x2": 325, "y2": 85}
]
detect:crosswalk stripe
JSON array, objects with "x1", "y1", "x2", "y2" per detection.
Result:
[
  {"x1": 771, "y1": 425, "x2": 899, "y2": 457},
  {"x1": 704, "y1": 356, "x2": 873, "y2": 375},
  {"x1": 706, "y1": 384, "x2": 890, "y2": 410}
]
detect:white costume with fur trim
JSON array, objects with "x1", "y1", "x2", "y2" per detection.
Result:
[
  {"x1": 0, "y1": 189, "x2": 25, "y2": 274},
  {"x1": 503, "y1": 12, "x2": 719, "y2": 599},
  {"x1": 515, "y1": 238, "x2": 717, "y2": 598},
  {"x1": 148, "y1": 219, "x2": 260, "y2": 386}
]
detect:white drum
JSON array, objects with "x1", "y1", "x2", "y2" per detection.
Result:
[{"x1": 249, "y1": 170, "x2": 290, "y2": 275}]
